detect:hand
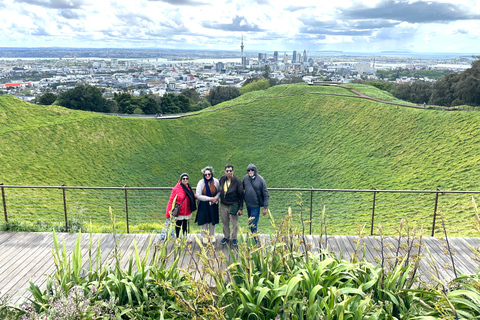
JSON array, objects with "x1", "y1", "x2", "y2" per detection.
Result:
[
  {"x1": 262, "y1": 208, "x2": 267, "y2": 216},
  {"x1": 210, "y1": 197, "x2": 217, "y2": 204},
  {"x1": 237, "y1": 209, "x2": 243, "y2": 216}
]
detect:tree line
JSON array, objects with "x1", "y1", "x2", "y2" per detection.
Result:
[
  {"x1": 360, "y1": 57, "x2": 480, "y2": 108},
  {"x1": 37, "y1": 86, "x2": 215, "y2": 114}
]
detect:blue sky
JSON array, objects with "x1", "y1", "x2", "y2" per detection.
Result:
[{"x1": 1, "y1": 0, "x2": 480, "y2": 53}]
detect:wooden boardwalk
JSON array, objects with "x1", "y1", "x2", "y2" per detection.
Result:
[{"x1": 1, "y1": 231, "x2": 480, "y2": 305}]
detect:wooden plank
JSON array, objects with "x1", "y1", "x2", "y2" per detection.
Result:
[
  {"x1": 5, "y1": 232, "x2": 80, "y2": 304},
  {"x1": 2, "y1": 232, "x2": 480, "y2": 304}
]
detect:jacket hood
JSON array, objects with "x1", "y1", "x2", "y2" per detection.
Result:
[{"x1": 247, "y1": 163, "x2": 258, "y2": 175}]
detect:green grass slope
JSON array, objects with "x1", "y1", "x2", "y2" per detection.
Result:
[
  {"x1": 2, "y1": 83, "x2": 480, "y2": 190},
  {"x1": 2, "y1": 83, "x2": 480, "y2": 235}
]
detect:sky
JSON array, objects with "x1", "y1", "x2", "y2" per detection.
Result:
[{"x1": 1, "y1": 0, "x2": 480, "y2": 54}]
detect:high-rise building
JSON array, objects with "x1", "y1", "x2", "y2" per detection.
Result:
[
  {"x1": 283, "y1": 52, "x2": 288, "y2": 64},
  {"x1": 273, "y1": 51, "x2": 278, "y2": 62},
  {"x1": 240, "y1": 35, "x2": 245, "y2": 66},
  {"x1": 303, "y1": 50, "x2": 307, "y2": 62},
  {"x1": 292, "y1": 50, "x2": 297, "y2": 63},
  {"x1": 298, "y1": 53, "x2": 302, "y2": 63}
]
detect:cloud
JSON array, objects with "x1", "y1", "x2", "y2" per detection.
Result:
[
  {"x1": 31, "y1": 27, "x2": 52, "y2": 36},
  {"x1": 202, "y1": 16, "x2": 265, "y2": 32},
  {"x1": 146, "y1": 0, "x2": 207, "y2": 6},
  {"x1": 297, "y1": 17, "x2": 394, "y2": 37},
  {"x1": 285, "y1": 5, "x2": 312, "y2": 12},
  {"x1": 340, "y1": 0, "x2": 480, "y2": 24},
  {"x1": 59, "y1": 9, "x2": 82, "y2": 19},
  {"x1": 15, "y1": 0, "x2": 89, "y2": 9}
]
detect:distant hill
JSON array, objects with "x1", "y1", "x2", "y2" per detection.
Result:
[{"x1": 1, "y1": 83, "x2": 480, "y2": 191}]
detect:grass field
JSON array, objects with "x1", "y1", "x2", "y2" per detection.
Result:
[{"x1": 2, "y1": 82, "x2": 480, "y2": 235}]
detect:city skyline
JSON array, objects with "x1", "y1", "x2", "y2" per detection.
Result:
[{"x1": 1, "y1": 0, "x2": 480, "y2": 54}]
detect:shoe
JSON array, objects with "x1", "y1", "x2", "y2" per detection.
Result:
[
  {"x1": 220, "y1": 237, "x2": 229, "y2": 245},
  {"x1": 186, "y1": 235, "x2": 193, "y2": 244},
  {"x1": 232, "y1": 239, "x2": 238, "y2": 246},
  {"x1": 211, "y1": 237, "x2": 216, "y2": 244}
]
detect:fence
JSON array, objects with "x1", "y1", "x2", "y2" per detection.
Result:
[{"x1": 1, "y1": 183, "x2": 480, "y2": 236}]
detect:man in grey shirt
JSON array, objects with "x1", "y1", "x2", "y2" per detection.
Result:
[{"x1": 242, "y1": 163, "x2": 269, "y2": 240}]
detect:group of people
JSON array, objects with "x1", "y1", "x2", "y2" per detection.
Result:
[{"x1": 165, "y1": 163, "x2": 269, "y2": 246}]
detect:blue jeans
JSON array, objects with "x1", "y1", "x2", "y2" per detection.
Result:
[{"x1": 246, "y1": 207, "x2": 260, "y2": 234}]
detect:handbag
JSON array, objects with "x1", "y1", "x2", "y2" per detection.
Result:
[
  {"x1": 227, "y1": 202, "x2": 239, "y2": 215},
  {"x1": 171, "y1": 197, "x2": 186, "y2": 218}
]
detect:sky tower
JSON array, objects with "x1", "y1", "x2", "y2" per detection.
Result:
[{"x1": 240, "y1": 35, "x2": 246, "y2": 66}]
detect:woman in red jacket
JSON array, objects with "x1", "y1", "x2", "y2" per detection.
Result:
[{"x1": 166, "y1": 173, "x2": 197, "y2": 241}]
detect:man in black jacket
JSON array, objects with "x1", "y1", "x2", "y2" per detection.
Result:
[{"x1": 219, "y1": 164, "x2": 244, "y2": 246}]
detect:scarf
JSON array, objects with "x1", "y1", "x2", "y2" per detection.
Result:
[
  {"x1": 204, "y1": 176, "x2": 213, "y2": 197},
  {"x1": 181, "y1": 183, "x2": 196, "y2": 212}
]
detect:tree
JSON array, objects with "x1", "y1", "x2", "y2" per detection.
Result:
[
  {"x1": 38, "y1": 92, "x2": 57, "y2": 105},
  {"x1": 160, "y1": 93, "x2": 180, "y2": 114},
  {"x1": 105, "y1": 99, "x2": 118, "y2": 113},
  {"x1": 138, "y1": 95, "x2": 160, "y2": 114},
  {"x1": 192, "y1": 98, "x2": 211, "y2": 111},
  {"x1": 115, "y1": 92, "x2": 137, "y2": 114},
  {"x1": 57, "y1": 84, "x2": 107, "y2": 112},
  {"x1": 180, "y1": 88, "x2": 201, "y2": 104},
  {"x1": 429, "y1": 73, "x2": 460, "y2": 107},
  {"x1": 207, "y1": 86, "x2": 240, "y2": 106},
  {"x1": 263, "y1": 65, "x2": 270, "y2": 79},
  {"x1": 176, "y1": 95, "x2": 191, "y2": 113},
  {"x1": 239, "y1": 78, "x2": 270, "y2": 95}
]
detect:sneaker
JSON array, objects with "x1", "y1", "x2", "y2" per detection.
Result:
[
  {"x1": 220, "y1": 237, "x2": 229, "y2": 245},
  {"x1": 186, "y1": 235, "x2": 193, "y2": 244},
  {"x1": 232, "y1": 239, "x2": 238, "y2": 246},
  {"x1": 211, "y1": 237, "x2": 216, "y2": 244}
]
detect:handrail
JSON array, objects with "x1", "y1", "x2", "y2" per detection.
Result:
[{"x1": 1, "y1": 183, "x2": 479, "y2": 236}]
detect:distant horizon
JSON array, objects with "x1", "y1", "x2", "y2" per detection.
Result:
[{"x1": 0, "y1": 47, "x2": 478, "y2": 60}]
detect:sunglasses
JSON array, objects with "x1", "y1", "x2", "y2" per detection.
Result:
[
  {"x1": 225, "y1": 169, "x2": 233, "y2": 173},
  {"x1": 182, "y1": 177, "x2": 189, "y2": 180},
  {"x1": 248, "y1": 169, "x2": 254, "y2": 172},
  {"x1": 204, "y1": 173, "x2": 212, "y2": 176}
]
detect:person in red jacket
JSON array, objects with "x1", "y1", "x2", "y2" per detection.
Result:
[{"x1": 166, "y1": 173, "x2": 197, "y2": 242}]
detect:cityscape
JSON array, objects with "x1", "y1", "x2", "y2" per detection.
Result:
[{"x1": 0, "y1": 46, "x2": 475, "y2": 104}]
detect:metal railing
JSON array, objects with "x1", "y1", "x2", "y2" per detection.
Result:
[{"x1": 1, "y1": 183, "x2": 480, "y2": 236}]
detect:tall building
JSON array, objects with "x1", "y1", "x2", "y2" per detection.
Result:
[
  {"x1": 298, "y1": 53, "x2": 302, "y2": 63},
  {"x1": 292, "y1": 50, "x2": 297, "y2": 63},
  {"x1": 240, "y1": 35, "x2": 245, "y2": 66},
  {"x1": 283, "y1": 52, "x2": 288, "y2": 64},
  {"x1": 273, "y1": 51, "x2": 278, "y2": 62},
  {"x1": 303, "y1": 50, "x2": 307, "y2": 62}
]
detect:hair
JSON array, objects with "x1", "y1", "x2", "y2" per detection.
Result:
[
  {"x1": 201, "y1": 166, "x2": 214, "y2": 175},
  {"x1": 225, "y1": 164, "x2": 234, "y2": 170}
]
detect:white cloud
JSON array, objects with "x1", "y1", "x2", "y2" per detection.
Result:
[{"x1": 0, "y1": 0, "x2": 479, "y2": 53}]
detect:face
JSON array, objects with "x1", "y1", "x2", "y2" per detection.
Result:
[
  {"x1": 248, "y1": 169, "x2": 255, "y2": 177},
  {"x1": 181, "y1": 176, "x2": 189, "y2": 185},
  {"x1": 204, "y1": 171, "x2": 212, "y2": 179},
  {"x1": 225, "y1": 167, "x2": 234, "y2": 178}
]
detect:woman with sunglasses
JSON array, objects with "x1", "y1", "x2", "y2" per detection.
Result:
[
  {"x1": 195, "y1": 166, "x2": 220, "y2": 244},
  {"x1": 165, "y1": 173, "x2": 197, "y2": 242}
]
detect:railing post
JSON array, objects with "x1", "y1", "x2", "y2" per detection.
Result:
[
  {"x1": 1, "y1": 183, "x2": 7, "y2": 224},
  {"x1": 431, "y1": 188, "x2": 440, "y2": 236},
  {"x1": 124, "y1": 185, "x2": 130, "y2": 234},
  {"x1": 310, "y1": 186, "x2": 313, "y2": 235},
  {"x1": 61, "y1": 184, "x2": 68, "y2": 232},
  {"x1": 370, "y1": 188, "x2": 378, "y2": 236}
]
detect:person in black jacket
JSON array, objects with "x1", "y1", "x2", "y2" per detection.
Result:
[{"x1": 219, "y1": 164, "x2": 244, "y2": 246}]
